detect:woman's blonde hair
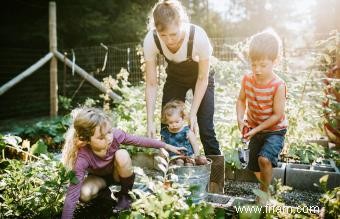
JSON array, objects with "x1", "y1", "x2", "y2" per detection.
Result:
[
  {"x1": 148, "y1": 0, "x2": 189, "y2": 31},
  {"x1": 61, "y1": 107, "x2": 112, "y2": 170},
  {"x1": 249, "y1": 29, "x2": 282, "y2": 62},
  {"x1": 161, "y1": 100, "x2": 187, "y2": 124}
]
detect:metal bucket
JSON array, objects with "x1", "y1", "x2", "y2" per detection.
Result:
[{"x1": 170, "y1": 158, "x2": 212, "y2": 202}]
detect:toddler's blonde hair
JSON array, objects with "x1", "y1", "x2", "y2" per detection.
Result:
[{"x1": 161, "y1": 100, "x2": 187, "y2": 124}]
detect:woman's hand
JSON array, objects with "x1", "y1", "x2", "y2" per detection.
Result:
[
  {"x1": 147, "y1": 121, "x2": 156, "y2": 138},
  {"x1": 189, "y1": 113, "x2": 199, "y2": 134},
  {"x1": 164, "y1": 144, "x2": 187, "y2": 155}
]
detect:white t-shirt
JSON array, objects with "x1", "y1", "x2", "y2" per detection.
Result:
[{"x1": 143, "y1": 23, "x2": 213, "y2": 63}]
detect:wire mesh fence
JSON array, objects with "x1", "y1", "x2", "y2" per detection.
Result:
[{"x1": 0, "y1": 36, "x2": 337, "y2": 121}]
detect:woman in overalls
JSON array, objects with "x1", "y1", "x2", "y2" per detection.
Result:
[{"x1": 143, "y1": 0, "x2": 220, "y2": 155}]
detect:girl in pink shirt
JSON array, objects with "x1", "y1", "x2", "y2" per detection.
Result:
[{"x1": 61, "y1": 107, "x2": 185, "y2": 219}]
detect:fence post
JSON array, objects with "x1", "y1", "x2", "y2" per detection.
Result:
[
  {"x1": 49, "y1": 1, "x2": 58, "y2": 117},
  {"x1": 336, "y1": 31, "x2": 340, "y2": 67}
]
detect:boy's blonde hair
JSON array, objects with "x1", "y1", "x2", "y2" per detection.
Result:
[
  {"x1": 148, "y1": 0, "x2": 189, "y2": 31},
  {"x1": 161, "y1": 100, "x2": 187, "y2": 124},
  {"x1": 249, "y1": 29, "x2": 281, "y2": 62},
  {"x1": 61, "y1": 107, "x2": 112, "y2": 170}
]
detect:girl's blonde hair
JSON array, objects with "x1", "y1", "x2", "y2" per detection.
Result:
[
  {"x1": 249, "y1": 28, "x2": 282, "y2": 62},
  {"x1": 161, "y1": 100, "x2": 187, "y2": 124},
  {"x1": 148, "y1": 0, "x2": 189, "y2": 31},
  {"x1": 61, "y1": 107, "x2": 112, "y2": 170}
]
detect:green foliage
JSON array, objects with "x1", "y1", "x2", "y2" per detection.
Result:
[
  {"x1": 59, "y1": 95, "x2": 73, "y2": 113},
  {"x1": 287, "y1": 142, "x2": 325, "y2": 164},
  {"x1": 11, "y1": 116, "x2": 70, "y2": 150},
  {"x1": 0, "y1": 157, "x2": 76, "y2": 218},
  {"x1": 30, "y1": 139, "x2": 48, "y2": 155},
  {"x1": 121, "y1": 167, "x2": 215, "y2": 219},
  {"x1": 318, "y1": 175, "x2": 340, "y2": 218},
  {"x1": 315, "y1": 31, "x2": 340, "y2": 145}
]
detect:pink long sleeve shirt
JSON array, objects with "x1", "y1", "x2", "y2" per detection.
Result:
[{"x1": 61, "y1": 129, "x2": 166, "y2": 219}]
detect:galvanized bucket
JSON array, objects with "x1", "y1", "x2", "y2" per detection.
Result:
[{"x1": 170, "y1": 158, "x2": 212, "y2": 203}]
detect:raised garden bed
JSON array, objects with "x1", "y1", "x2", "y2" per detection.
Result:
[
  {"x1": 225, "y1": 162, "x2": 286, "y2": 182},
  {"x1": 285, "y1": 163, "x2": 340, "y2": 191},
  {"x1": 224, "y1": 179, "x2": 323, "y2": 208}
]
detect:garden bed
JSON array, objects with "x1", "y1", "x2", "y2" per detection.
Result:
[{"x1": 224, "y1": 179, "x2": 323, "y2": 208}]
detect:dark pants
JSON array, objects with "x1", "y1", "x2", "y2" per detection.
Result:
[{"x1": 162, "y1": 74, "x2": 221, "y2": 155}]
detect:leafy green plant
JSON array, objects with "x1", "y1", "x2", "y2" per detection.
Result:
[
  {"x1": 318, "y1": 175, "x2": 340, "y2": 219},
  {"x1": 286, "y1": 141, "x2": 325, "y2": 164},
  {"x1": 0, "y1": 156, "x2": 77, "y2": 218},
  {"x1": 120, "y1": 157, "x2": 216, "y2": 219},
  {"x1": 315, "y1": 31, "x2": 340, "y2": 146},
  {"x1": 11, "y1": 116, "x2": 69, "y2": 151}
]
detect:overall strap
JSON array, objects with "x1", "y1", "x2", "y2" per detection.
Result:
[
  {"x1": 187, "y1": 25, "x2": 195, "y2": 60},
  {"x1": 153, "y1": 30, "x2": 170, "y2": 62}
]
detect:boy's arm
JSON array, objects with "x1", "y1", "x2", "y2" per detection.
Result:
[
  {"x1": 245, "y1": 84, "x2": 286, "y2": 138},
  {"x1": 236, "y1": 82, "x2": 247, "y2": 131},
  {"x1": 187, "y1": 129, "x2": 200, "y2": 156}
]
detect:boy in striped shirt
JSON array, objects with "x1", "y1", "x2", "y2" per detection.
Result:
[{"x1": 236, "y1": 29, "x2": 288, "y2": 204}]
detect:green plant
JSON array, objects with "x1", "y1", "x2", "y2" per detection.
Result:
[
  {"x1": 315, "y1": 31, "x2": 340, "y2": 145},
  {"x1": 318, "y1": 175, "x2": 340, "y2": 219},
  {"x1": 286, "y1": 141, "x2": 325, "y2": 164},
  {"x1": 11, "y1": 116, "x2": 69, "y2": 150},
  {"x1": 0, "y1": 156, "x2": 77, "y2": 218},
  {"x1": 120, "y1": 157, "x2": 216, "y2": 219}
]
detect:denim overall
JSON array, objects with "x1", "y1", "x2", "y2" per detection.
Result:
[{"x1": 153, "y1": 25, "x2": 220, "y2": 155}]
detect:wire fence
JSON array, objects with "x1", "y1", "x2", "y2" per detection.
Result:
[{"x1": 0, "y1": 36, "x2": 336, "y2": 121}]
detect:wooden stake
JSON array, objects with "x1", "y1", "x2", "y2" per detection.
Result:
[
  {"x1": 0, "y1": 53, "x2": 53, "y2": 95},
  {"x1": 54, "y1": 51, "x2": 122, "y2": 101},
  {"x1": 49, "y1": 1, "x2": 58, "y2": 117}
]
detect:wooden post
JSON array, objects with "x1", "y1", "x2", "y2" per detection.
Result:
[
  {"x1": 54, "y1": 51, "x2": 122, "y2": 101},
  {"x1": 49, "y1": 1, "x2": 58, "y2": 117},
  {"x1": 336, "y1": 31, "x2": 340, "y2": 68}
]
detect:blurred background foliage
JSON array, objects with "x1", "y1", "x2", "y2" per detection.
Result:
[{"x1": 0, "y1": 0, "x2": 339, "y2": 49}]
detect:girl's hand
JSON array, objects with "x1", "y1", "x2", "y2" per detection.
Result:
[{"x1": 164, "y1": 144, "x2": 187, "y2": 155}]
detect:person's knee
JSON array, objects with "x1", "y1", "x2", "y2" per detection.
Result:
[
  {"x1": 115, "y1": 149, "x2": 132, "y2": 168},
  {"x1": 80, "y1": 186, "x2": 93, "y2": 202},
  {"x1": 258, "y1": 156, "x2": 271, "y2": 167}
]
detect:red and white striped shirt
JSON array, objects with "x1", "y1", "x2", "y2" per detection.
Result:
[{"x1": 242, "y1": 73, "x2": 288, "y2": 132}]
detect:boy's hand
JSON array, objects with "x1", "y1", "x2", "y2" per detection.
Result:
[
  {"x1": 164, "y1": 144, "x2": 187, "y2": 155},
  {"x1": 244, "y1": 128, "x2": 256, "y2": 140}
]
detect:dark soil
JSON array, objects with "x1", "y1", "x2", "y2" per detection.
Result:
[{"x1": 224, "y1": 180, "x2": 323, "y2": 207}]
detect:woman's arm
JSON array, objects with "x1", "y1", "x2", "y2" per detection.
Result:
[
  {"x1": 187, "y1": 129, "x2": 200, "y2": 156},
  {"x1": 145, "y1": 60, "x2": 158, "y2": 138},
  {"x1": 190, "y1": 58, "x2": 210, "y2": 133}
]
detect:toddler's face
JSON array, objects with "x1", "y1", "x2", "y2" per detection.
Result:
[
  {"x1": 166, "y1": 113, "x2": 184, "y2": 132},
  {"x1": 89, "y1": 122, "x2": 113, "y2": 151},
  {"x1": 251, "y1": 58, "x2": 275, "y2": 79}
]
